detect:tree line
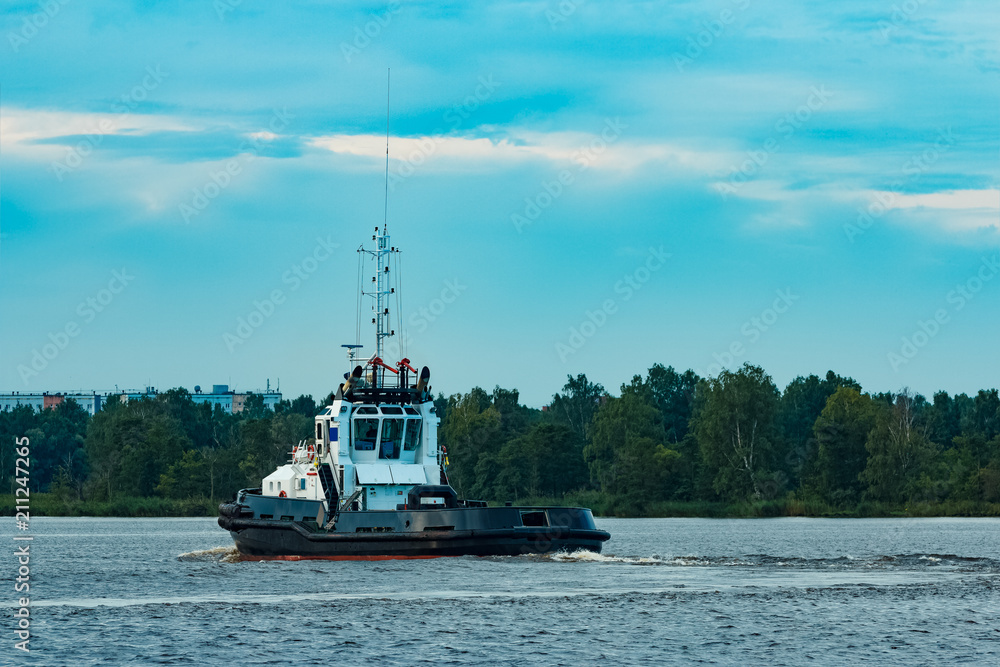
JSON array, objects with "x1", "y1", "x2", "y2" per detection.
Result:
[
  {"x1": 435, "y1": 364, "x2": 1000, "y2": 515},
  {"x1": 0, "y1": 390, "x2": 318, "y2": 513},
  {"x1": 2, "y1": 363, "x2": 999, "y2": 516}
]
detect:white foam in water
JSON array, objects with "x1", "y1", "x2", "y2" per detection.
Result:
[
  {"x1": 550, "y1": 549, "x2": 614, "y2": 562},
  {"x1": 550, "y1": 550, "x2": 667, "y2": 565},
  {"x1": 667, "y1": 557, "x2": 700, "y2": 566},
  {"x1": 177, "y1": 546, "x2": 240, "y2": 563}
]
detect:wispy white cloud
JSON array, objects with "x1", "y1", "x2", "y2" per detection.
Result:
[
  {"x1": 882, "y1": 189, "x2": 1000, "y2": 212},
  {"x1": 0, "y1": 107, "x2": 197, "y2": 158},
  {"x1": 309, "y1": 129, "x2": 736, "y2": 174},
  {"x1": 880, "y1": 188, "x2": 1000, "y2": 235}
]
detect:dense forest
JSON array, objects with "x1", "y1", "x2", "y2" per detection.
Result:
[{"x1": 3, "y1": 363, "x2": 999, "y2": 517}]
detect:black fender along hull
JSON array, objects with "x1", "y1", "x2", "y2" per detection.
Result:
[{"x1": 219, "y1": 498, "x2": 610, "y2": 560}]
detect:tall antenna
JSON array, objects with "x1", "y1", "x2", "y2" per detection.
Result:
[
  {"x1": 355, "y1": 72, "x2": 398, "y2": 372},
  {"x1": 383, "y1": 68, "x2": 390, "y2": 227}
]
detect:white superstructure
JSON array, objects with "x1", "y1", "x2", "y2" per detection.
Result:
[{"x1": 261, "y1": 225, "x2": 443, "y2": 512}]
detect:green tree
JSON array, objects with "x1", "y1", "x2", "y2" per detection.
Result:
[
  {"x1": 926, "y1": 391, "x2": 961, "y2": 447},
  {"x1": 35, "y1": 400, "x2": 90, "y2": 492},
  {"x1": 692, "y1": 363, "x2": 780, "y2": 501},
  {"x1": 242, "y1": 393, "x2": 270, "y2": 420},
  {"x1": 290, "y1": 394, "x2": 319, "y2": 418},
  {"x1": 438, "y1": 388, "x2": 502, "y2": 497},
  {"x1": 84, "y1": 397, "x2": 190, "y2": 498},
  {"x1": 157, "y1": 450, "x2": 210, "y2": 499},
  {"x1": 585, "y1": 379, "x2": 680, "y2": 511},
  {"x1": 778, "y1": 371, "x2": 860, "y2": 490},
  {"x1": 84, "y1": 396, "x2": 126, "y2": 500},
  {"x1": 549, "y1": 374, "x2": 605, "y2": 441},
  {"x1": 122, "y1": 410, "x2": 191, "y2": 496},
  {"x1": 645, "y1": 364, "x2": 700, "y2": 443},
  {"x1": 160, "y1": 388, "x2": 212, "y2": 449},
  {"x1": 433, "y1": 393, "x2": 450, "y2": 427},
  {"x1": 235, "y1": 415, "x2": 298, "y2": 488},
  {"x1": 484, "y1": 423, "x2": 588, "y2": 500},
  {"x1": 963, "y1": 389, "x2": 999, "y2": 441},
  {"x1": 860, "y1": 392, "x2": 938, "y2": 503},
  {"x1": 812, "y1": 387, "x2": 876, "y2": 505},
  {"x1": 491, "y1": 386, "x2": 533, "y2": 443},
  {"x1": 0, "y1": 406, "x2": 39, "y2": 494}
]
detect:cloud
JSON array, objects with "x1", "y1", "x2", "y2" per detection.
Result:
[
  {"x1": 309, "y1": 128, "x2": 735, "y2": 175},
  {"x1": 883, "y1": 189, "x2": 1000, "y2": 211},
  {"x1": 2, "y1": 107, "x2": 303, "y2": 164},
  {"x1": 1, "y1": 107, "x2": 195, "y2": 158},
  {"x1": 879, "y1": 188, "x2": 1000, "y2": 235},
  {"x1": 36, "y1": 129, "x2": 303, "y2": 163}
]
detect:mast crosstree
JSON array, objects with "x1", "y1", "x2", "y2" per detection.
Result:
[{"x1": 359, "y1": 226, "x2": 397, "y2": 362}]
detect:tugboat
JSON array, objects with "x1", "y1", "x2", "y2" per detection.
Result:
[{"x1": 218, "y1": 225, "x2": 610, "y2": 560}]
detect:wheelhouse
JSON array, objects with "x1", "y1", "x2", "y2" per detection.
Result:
[{"x1": 350, "y1": 405, "x2": 422, "y2": 462}]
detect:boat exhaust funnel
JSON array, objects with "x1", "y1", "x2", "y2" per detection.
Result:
[
  {"x1": 415, "y1": 366, "x2": 430, "y2": 393},
  {"x1": 342, "y1": 365, "x2": 363, "y2": 394}
]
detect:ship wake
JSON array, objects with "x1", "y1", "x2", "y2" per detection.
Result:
[
  {"x1": 177, "y1": 546, "x2": 240, "y2": 563},
  {"x1": 543, "y1": 550, "x2": 1000, "y2": 571},
  {"x1": 548, "y1": 550, "x2": 666, "y2": 565}
]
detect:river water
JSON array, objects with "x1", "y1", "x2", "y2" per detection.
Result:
[{"x1": 2, "y1": 516, "x2": 997, "y2": 665}]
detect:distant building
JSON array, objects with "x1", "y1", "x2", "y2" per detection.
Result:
[
  {"x1": 190, "y1": 384, "x2": 281, "y2": 414},
  {"x1": 0, "y1": 392, "x2": 103, "y2": 415},
  {"x1": 0, "y1": 383, "x2": 281, "y2": 416}
]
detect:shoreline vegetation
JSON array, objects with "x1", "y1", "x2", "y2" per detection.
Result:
[
  {"x1": 3, "y1": 492, "x2": 999, "y2": 519},
  {"x1": 3, "y1": 363, "x2": 999, "y2": 519}
]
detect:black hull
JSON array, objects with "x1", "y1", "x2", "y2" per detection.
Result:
[
  {"x1": 219, "y1": 495, "x2": 610, "y2": 561},
  {"x1": 228, "y1": 521, "x2": 609, "y2": 560}
]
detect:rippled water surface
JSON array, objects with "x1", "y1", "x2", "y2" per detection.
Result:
[{"x1": 2, "y1": 516, "x2": 998, "y2": 665}]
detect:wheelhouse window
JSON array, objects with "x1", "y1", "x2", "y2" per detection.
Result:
[
  {"x1": 403, "y1": 419, "x2": 422, "y2": 451},
  {"x1": 379, "y1": 419, "x2": 403, "y2": 459},
  {"x1": 355, "y1": 418, "x2": 379, "y2": 450},
  {"x1": 315, "y1": 423, "x2": 322, "y2": 440}
]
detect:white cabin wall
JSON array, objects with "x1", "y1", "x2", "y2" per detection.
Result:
[{"x1": 262, "y1": 463, "x2": 325, "y2": 500}]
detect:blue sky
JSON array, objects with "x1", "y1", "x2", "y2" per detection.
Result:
[{"x1": 1, "y1": 0, "x2": 998, "y2": 407}]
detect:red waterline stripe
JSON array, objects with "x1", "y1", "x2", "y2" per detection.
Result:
[{"x1": 240, "y1": 553, "x2": 446, "y2": 562}]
